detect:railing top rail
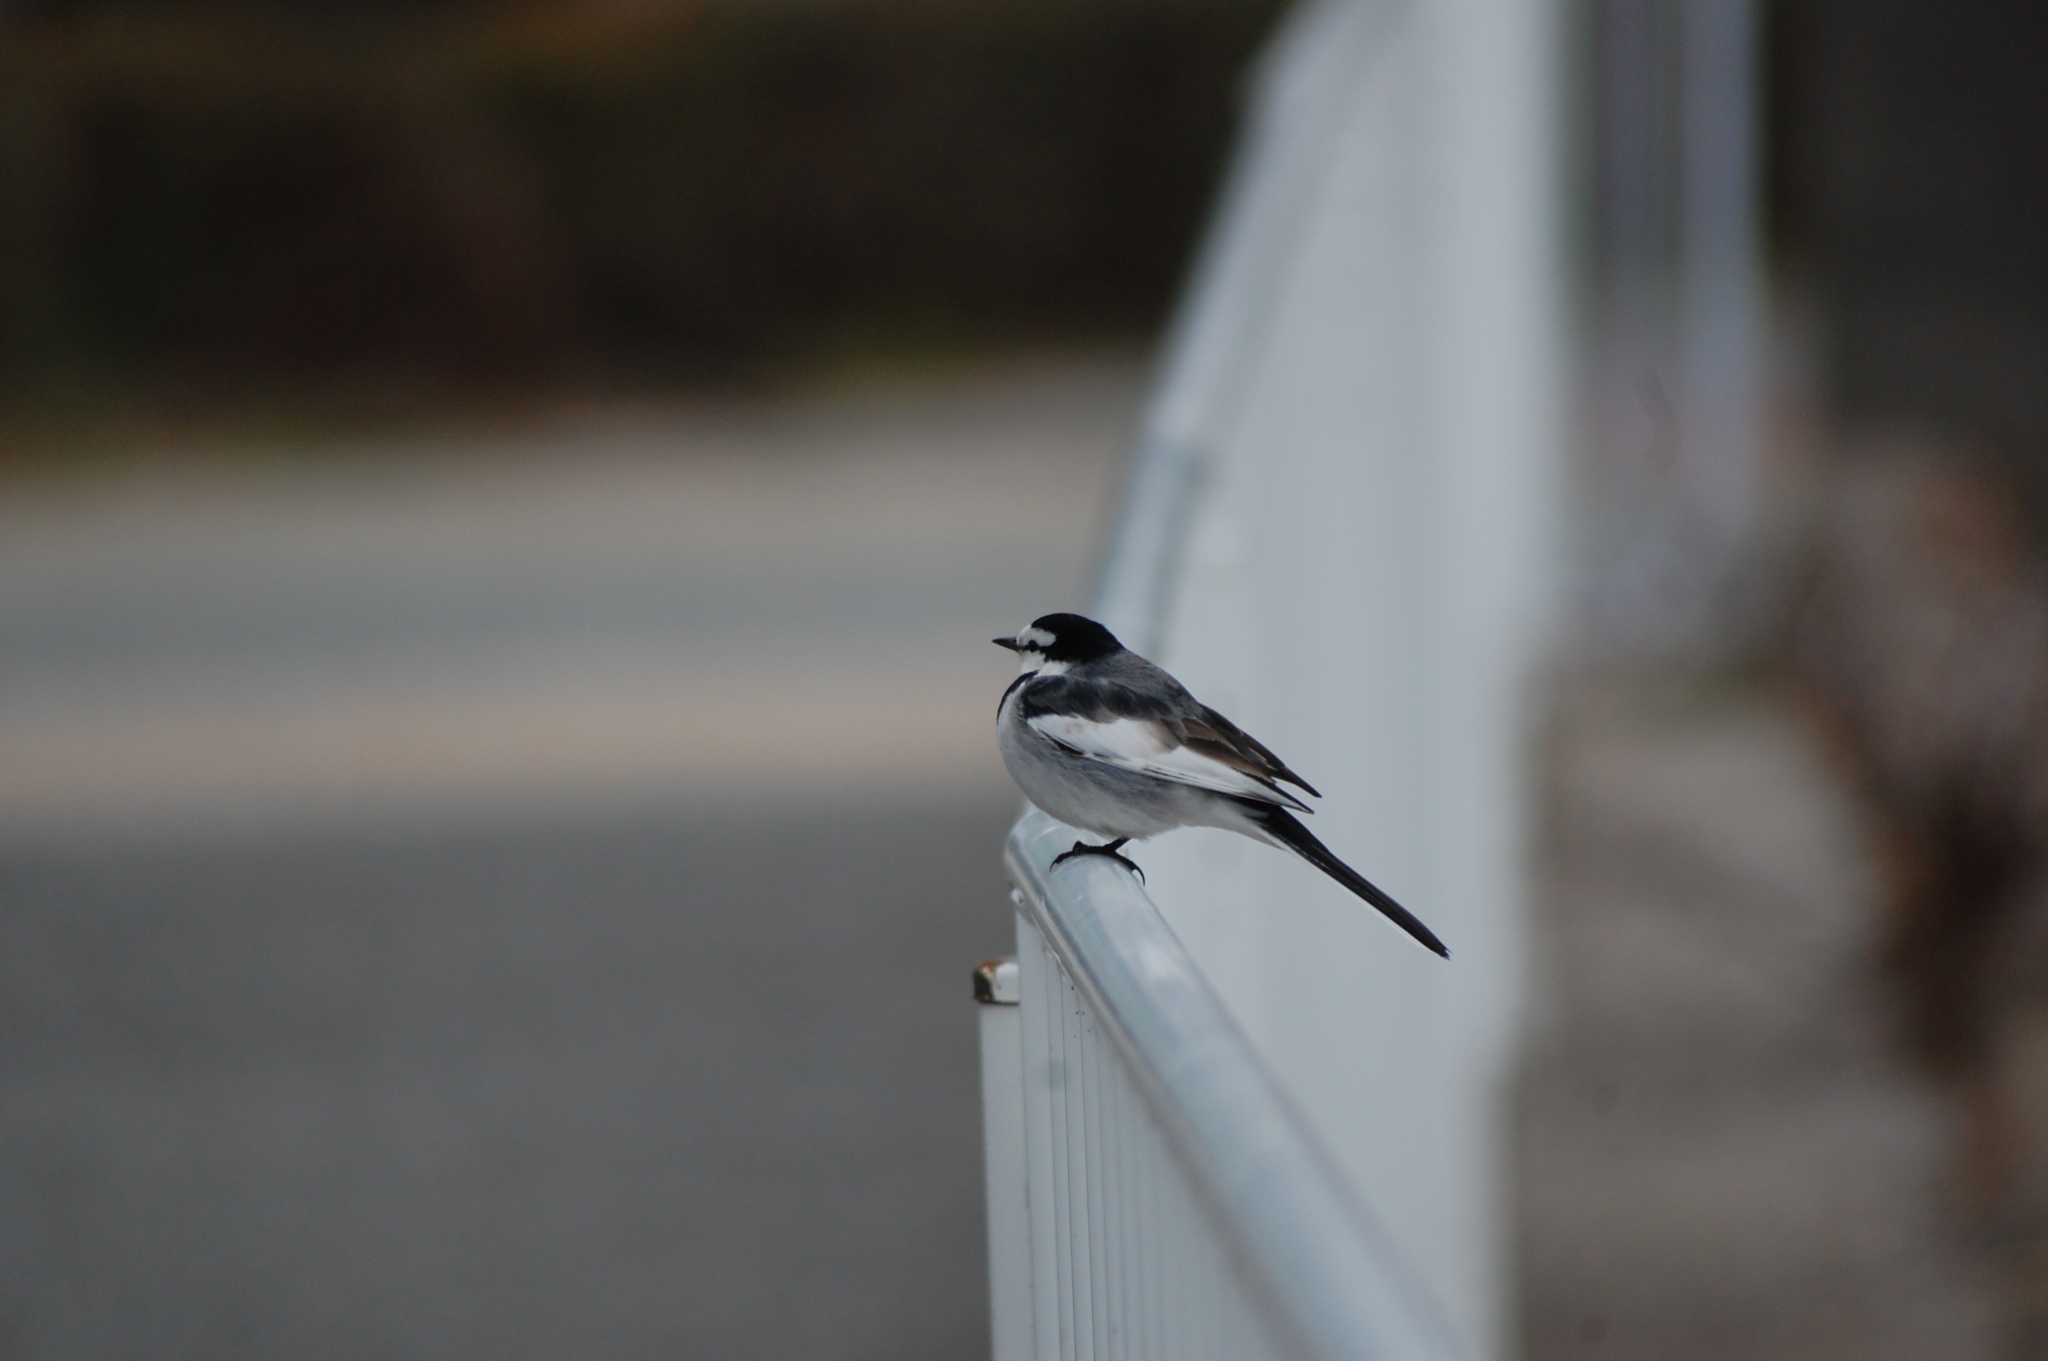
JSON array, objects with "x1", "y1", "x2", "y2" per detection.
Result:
[
  {"x1": 1005, "y1": 2, "x2": 1462, "y2": 1357},
  {"x1": 1006, "y1": 816, "x2": 1459, "y2": 1360},
  {"x1": 1095, "y1": 0, "x2": 1399, "y2": 657}
]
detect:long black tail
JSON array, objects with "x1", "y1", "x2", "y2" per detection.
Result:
[{"x1": 1245, "y1": 804, "x2": 1449, "y2": 958}]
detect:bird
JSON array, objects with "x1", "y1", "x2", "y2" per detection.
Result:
[{"x1": 994, "y1": 611, "x2": 1448, "y2": 957}]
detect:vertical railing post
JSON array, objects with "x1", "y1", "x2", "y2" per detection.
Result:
[
  {"x1": 1015, "y1": 915, "x2": 1067, "y2": 1359},
  {"x1": 974, "y1": 954, "x2": 1034, "y2": 1361}
]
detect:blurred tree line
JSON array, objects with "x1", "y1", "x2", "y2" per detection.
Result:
[{"x1": 0, "y1": 1, "x2": 1281, "y2": 397}]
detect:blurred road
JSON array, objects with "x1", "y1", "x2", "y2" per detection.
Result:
[
  {"x1": 1517, "y1": 687, "x2": 1999, "y2": 1359},
  {"x1": 0, "y1": 352, "x2": 1138, "y2": 1361}
]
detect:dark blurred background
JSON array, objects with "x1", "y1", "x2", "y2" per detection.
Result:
[
  {"x1": 0, "y1": 0, "x2": 1273, "y2": 425},
  {"x1": 1520, "y1": 4, "x2": 2048, "y2": 1359}
]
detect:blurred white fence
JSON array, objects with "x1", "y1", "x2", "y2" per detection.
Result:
[{"x1": 977, "y1": 0, "x2": 1562, "y2": 1356}]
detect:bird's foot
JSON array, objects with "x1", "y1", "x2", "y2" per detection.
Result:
[{"x1": 1050, "y1": 838, "x2": 1145, "y2": 884}]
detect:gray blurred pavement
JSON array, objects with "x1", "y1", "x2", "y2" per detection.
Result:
[
  {"x1": 1517, "y1": 685, "x2": 1999, "y2": 1359},
  {"x1": 0, "y1": 351, "x2": 1139, "y2": 1360}
]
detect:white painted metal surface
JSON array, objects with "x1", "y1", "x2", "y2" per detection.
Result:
[
  {"x1": 980, "y1": 0, "x2": 1562, "y2": 1356},
  {"x1": 976, "y1": 956, "x2": 1035, "y2": 1361},
  {"x1": 993, "y1": 825, "x2": 1458, "y2": 1361}
]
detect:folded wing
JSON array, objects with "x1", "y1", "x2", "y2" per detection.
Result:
[
  {"x1": 1026, "y1": 709, "x2": 1313, "y2": 812},
  {"x1": 1176, "y1": 705, "x2": 1322, "y2": 798}
]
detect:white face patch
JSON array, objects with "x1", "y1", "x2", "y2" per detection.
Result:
[{"x1": 1011, "y1": 623, "x2": 1060, "y2": 675}]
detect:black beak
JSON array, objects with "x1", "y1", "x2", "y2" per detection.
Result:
[{"x1": 991, "y1": 637, "x2": 1023, "y2": 652}]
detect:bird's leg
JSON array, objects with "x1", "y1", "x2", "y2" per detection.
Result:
[{"x1": 1050, "y1": 837, "x2": 1145, "y2": 883}]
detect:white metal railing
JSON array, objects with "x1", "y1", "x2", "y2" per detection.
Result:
[
  {"x1": 978, "y1": 820, "x2": 1460, "y2": 1361},
  {"x1": 975, "y1": 2, "x2": 1469, "y2": 1357}
]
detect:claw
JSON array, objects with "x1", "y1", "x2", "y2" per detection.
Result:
[{"x1": 1050, "y1": 839, "x2": 1146, "y2": 884}]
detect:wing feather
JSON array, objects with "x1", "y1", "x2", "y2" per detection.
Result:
[
  {"x1": 1175, "y1": 705, "x2": 1322, "y2": 798},
  {"x1": 1025, "y1": 710, "x2": 1312, "y2": 812}
]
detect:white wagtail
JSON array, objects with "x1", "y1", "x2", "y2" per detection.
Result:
[{"x1": 995, "y1": 612, "x2": 1447, "y2": 957}]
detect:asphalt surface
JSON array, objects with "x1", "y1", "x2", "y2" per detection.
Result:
[{"x1": 0, "y1": 352, "x2": 1137, "y2": 1360}]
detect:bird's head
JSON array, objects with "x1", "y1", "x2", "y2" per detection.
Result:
[{"x1": 992, "y1": 612, "x2": 1123, "y2": 674}]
